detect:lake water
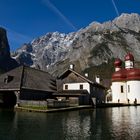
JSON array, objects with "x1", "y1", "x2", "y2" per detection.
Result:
[{"x1": 0, "y1": 106, "x2": 140, "y2": 140}]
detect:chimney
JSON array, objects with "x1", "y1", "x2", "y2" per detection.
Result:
[
  {"x1": 95, "y1": 75, "x2": 100, "y2": 84},
  {"x1": 69, "y1": 64, "x2": 75, "y2": 70},
  {"x1": 85, "y1": 73, "x2": 88, "y2": 77}
]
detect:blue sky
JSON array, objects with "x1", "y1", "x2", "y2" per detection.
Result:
[{"x1": 0, "y1": 0, "x2": 140, "y2": 51}]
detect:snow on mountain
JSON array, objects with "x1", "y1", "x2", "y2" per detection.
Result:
[{"x1": 12, "y1": 13, "x2": 140, "y2": 76}]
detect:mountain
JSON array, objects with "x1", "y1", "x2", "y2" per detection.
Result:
[
  {"x1": 0, "y1": 27, "x2": 18, "y2": 72},
  {"x1": 12, "y1": 13, "x2": 140, "y2": 78}
]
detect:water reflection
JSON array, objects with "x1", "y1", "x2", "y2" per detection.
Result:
[
  {"x1": 0, "y1": 109, "x2": 16, "y2": 140},
  {"x1": 0, "y1": 107, "x2": 140, "y2": 140},
  {"x1": 111, "y1": 107, "x2": 140, "y2": 140},
  {"x1": 62, "y1": 109, "x2": 95, "y2": 140}
]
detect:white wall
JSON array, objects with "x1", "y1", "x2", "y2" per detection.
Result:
[
  {"x1": 127, "y1": 81, "x2": 140, "y2": 103},
  {"x1": 63, "y1": 83, "x2": 90, "y2": 93},
  {"x1": 125, "y1": 60, "x2": 133, "y2": 69},
  {"x1": 111, "y1": 81, "x2": 127, "y2": 103}
]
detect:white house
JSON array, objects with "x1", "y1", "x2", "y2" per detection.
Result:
[
  {"x1": 56, "y1": 64, "x2": 106, "y2": 105},
  {"x1": 111, "y1": 53, "x2": 140, "y2": 104}
]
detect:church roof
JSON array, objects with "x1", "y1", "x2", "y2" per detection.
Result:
[
  {"x1": 112, "y1": 68, "x2": 140, "y2": 82},
  {"x1": 114, "y1": 58, "x2": 122, "y2": 68},
  {"x1": 112, "y1": 53, "x2": 140, "y2": 82},
  {"x1": 112, "y1": 69, "x2": 126, "y2": 82},
  {"x1": 125, "y1": 53, "x2": 134, "y2": 61}
]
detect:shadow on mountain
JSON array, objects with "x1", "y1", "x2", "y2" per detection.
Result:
[
  {"x1": 0, "y1": 57, "x2": 19, "y2": 72},
  {"x1": 0, "y1": 27, "x2": 19, "y2": 73}
]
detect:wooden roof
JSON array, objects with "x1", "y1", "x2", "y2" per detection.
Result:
[
  {"x1": 0, "y1": 66, "x2": 56, "y2": 92},
  {"x1": 58, "y1": 69, "x2": 106, "y2": 89},
  {"x1": 0, "y1": 66, "x2": 23, "y2": 90}
]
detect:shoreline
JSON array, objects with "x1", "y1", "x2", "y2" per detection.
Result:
[
  {"x1": 15, "y1": 105, "x2": 93, "y2": 113},
  {"x1": 14, "y1": 103, "x2": 140, "y2": 113}
]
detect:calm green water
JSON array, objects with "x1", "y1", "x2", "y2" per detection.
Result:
[{"x1": 0, "y1": 107, "x2": 140, "y2": 140}]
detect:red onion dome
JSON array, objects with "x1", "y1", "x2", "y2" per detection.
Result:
[
  {"x1": 127, "y1": 68, "x2": 140, "y2": 80},
  {"x1": 114, "y1": 58, "x2": 122, "y2": 67},
  {"x1": 125, "y1": 53, "x2": 134, "y2": 61},
  {"x1": 112, "y1": 69, "x2": 127, "y2": 82}
]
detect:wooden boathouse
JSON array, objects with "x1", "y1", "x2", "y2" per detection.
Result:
[{"x1": 0, "y1": 66, "x2": 56, "y2": 107}]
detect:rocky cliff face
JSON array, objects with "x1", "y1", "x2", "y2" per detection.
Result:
[
  {"x1": 0, "y1": 27, "x2": 18, "y2": 72},
  {"x1": 12, "y1": 13, "x2": 140, "y2": 77},
  {"x1": 0, "y1": 28, "x2": 10, "y2": 59}
]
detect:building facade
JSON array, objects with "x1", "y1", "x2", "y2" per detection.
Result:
[
  {"x1": 111, "y1": 53, "x2": 140, "y2": 104},
  {"x1": 0, "y1": 64, "x2": 106, "y2": 107},
  {"x1": 56, "y1": 65, "x2": 106, "y2": 105}
]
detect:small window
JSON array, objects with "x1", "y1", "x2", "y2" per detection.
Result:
[
  {"x1": 65, "y1": 85, "x2": 68, "y2": 90},
  {"x1": 4, "y1": 75, "x2": 14, "y2": 84},
  {"x1": 121, "y1": 85, "x2": 124, "y2": 93},
  {"x1": 128, "y1": 85, "x2": 130, "y2": 93},
  {"x1": 80, "y1": 84, "x2": 83, "y2": 89}
]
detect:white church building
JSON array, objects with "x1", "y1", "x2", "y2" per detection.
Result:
[{"x1": 111, "y1": 53, "x2": 140, "y2": 104}]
